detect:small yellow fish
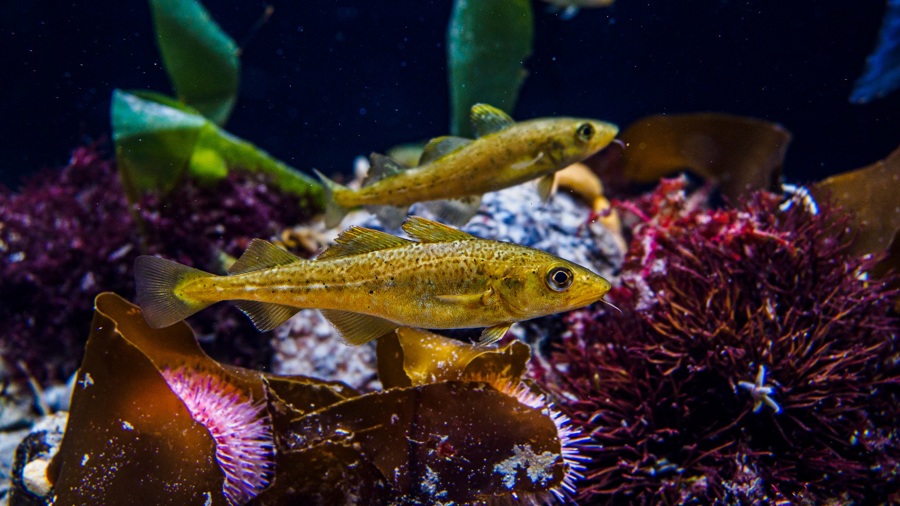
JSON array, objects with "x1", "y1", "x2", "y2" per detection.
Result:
[
  {"x1": 316, "y1": 104, "x2": 618, "y2": 228},
  {"x1": 134, "y1": 216, "x2": 611, "y2": 346}
]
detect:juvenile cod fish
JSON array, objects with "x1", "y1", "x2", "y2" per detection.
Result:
[
  {"x1": 316, "y1": 104, "x2": 619, "y2": 228},
  {"x1": 135, "y1": 216, "x2": 611, "y2": 346}
]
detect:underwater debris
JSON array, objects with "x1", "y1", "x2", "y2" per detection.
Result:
[
  {"x1": 541, "y1": 0, "x2": 615, "y2": 20},
  {"x1": 0, "y1": 146, "x2": 314, "y2": 383},
  {"x1": 20, "y1": 293, "x2": 585, "y2": 504},
  {"x1": 535, "y1": 178, "x2": 900, "y2": 503}
]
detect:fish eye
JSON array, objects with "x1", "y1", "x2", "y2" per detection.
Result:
[
  {"x1": 576, "y1": 123, "x2": 595, "y2": 142},
  {"x1": 546, "y1": 266, "x2": 574, "y2": 292}
]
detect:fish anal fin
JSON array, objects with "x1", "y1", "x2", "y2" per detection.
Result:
[
  {"x1": 477, "y1": 323, "x2": 513, "y2": 347},
  {"x1": 418, "y1": 136, "x2": 473, "y2": 165},
  {"x1": 317, "y1": 226, "x2": 412, "y2": 260},
  {"x1": 364, "y1": 153, "x2": 406, "y2": 187},
  {"x1": 234, "y1": 301, "x2": 301, "y2": 332},
  {"x1": 320, "y1": 309, "x2": 399, "y2": 345},
  {"x1": 365, "y1": 204, "x2": 409, "y2": 230},
  {"x1": 401, "y1": 216, "x2": 476, "y2": 242},
  {"x1": 228, "y1": 239, "x2": 303, "y2": 275},
  {"x1": 536, "y1": 173, "x2": 558, "y2": 202},
  {"x1": 421, "y1": 195, "x2": 482, "y2": 227},
  {"x1": 134, "y1": 256, "x2": 216, "y2": 329},
  {"x1": 470, "y1": 103, "x2": 515, "y2": 138}
]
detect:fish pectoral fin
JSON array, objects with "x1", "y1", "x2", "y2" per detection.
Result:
[
  {"x1": 477, "y1": 323, "x2": 513, "y2": 347},
  {"x1": 511, "y1": 151, "x2": 545, "y2": 170},
  {"x1": 364, "y1": 204, "x2": 410, "y2": 230},
  {"x1": 435, "y1": 287, "x2": 493, "y2": 307},
  {"x1": 420, "y1": 195, "x2": 482, "y2": 227},
  {"x1": 536, "y1": 173, "x2": 559, "y2": 202},
  {"x1": 234, "y1": 301, "x2": 301, "y2": 332},
  {"x1": 317, "y1": 225, "x2": 412, "y2": 260},
  {"x1": 470, "y1": 103, "x2": 515, "y2": 138},
  {"x1": 319, "y1": 309, "x2": 400, "y2": 345},
  {"x1": 419, "y1": 136, "x2": 473, "y2": 165},
  {"x1": 401, "y1": 215, "x2": 476, "y2": 242},
  {"x1": 364, "y1": 153, "x2": 406, "y2": 187},
  {"x1": 228, "y1": 239, "x2": 303, "y2": 275}
]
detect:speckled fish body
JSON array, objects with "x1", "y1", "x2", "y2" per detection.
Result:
[
  {"x1": 135, "y1": 216, "x2": 612, "y2": 346},
  {"x1": 340, "y1": 118, "x2": 616, "y2": 208},
  {"x1": 317, "y1": 104, "x2": 618, "y2": 228}
]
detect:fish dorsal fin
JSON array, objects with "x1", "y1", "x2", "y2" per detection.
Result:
[
  {"x1": 228, "y1": 239, "x2": 302, "y2": 275},
  {"x1": 317, "y1": 226, "x2": 411, "y2": 260},
  {"x1": 418, "y1": 136, "x2": 473, "y2": 165},
  {"x1": 234, "y1": 301, "x2": 301, "y2": 332},
  {"x1": 470, "y1": 103, "x2": 515, "y2": 138},
  {"x1": 401, "y1": 216, "x2": 476, "y2": 242},
  {"x1": 363, "y1": 153, "x2": 406, "y2": 187},
  {"x1": 319, "y1": 309, "x2": 400, "y2": 345}
]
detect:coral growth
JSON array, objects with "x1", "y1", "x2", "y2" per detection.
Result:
[
  {"x1": 535, "y1": 177, "x2": 900, "y2": 503},
  {"x1": 0, "y1": 145, "x2": 314, "y2": 382}
]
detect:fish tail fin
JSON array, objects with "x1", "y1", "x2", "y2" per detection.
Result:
[
  {"x1": 314, "y1": 169, "x2": 351, "y2": 228},
  {"x1": 134, "y1": 256, "x2": 216, "y2": 328}
]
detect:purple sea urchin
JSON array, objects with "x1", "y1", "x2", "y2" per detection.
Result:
[
  {"x1": 535, "y1": 178, "x2": 900, "y2": 503},
  {"x1": 162, "y1": 367, "x2": 274, "y2": 505}
]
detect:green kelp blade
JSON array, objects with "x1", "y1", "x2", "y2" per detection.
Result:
[
  {"x1": 196, "y1": 126, "x2": 324, "y2": 206},
  {"x1": 112, "y1": 90, "x2": 323, "y2": 204},
  {"x1": 447, "y1": 0, "x2": 534, "y2": 138},
  {"x1": 112, "y1": 89, "x2": 205, "y2": 195},
  {"x1": 149, "y1": 0, "x2": 239, "y2": 125}
]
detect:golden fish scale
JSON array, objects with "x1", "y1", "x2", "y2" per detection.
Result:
[
  {"x1": 180, "y1": 240, "x2": 545, "y2": 329},
  {"x1": 337, "y1": 118, "x2": 587, "y2": 208}
]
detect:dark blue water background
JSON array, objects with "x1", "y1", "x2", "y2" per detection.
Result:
[{"x1": 2, "y1": 1, "x2": 898, "y2": 189}]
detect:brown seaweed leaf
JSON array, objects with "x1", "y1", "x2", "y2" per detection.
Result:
[
  {"x1": 46, "y1": 293, "x2": 356, "y2": 505},
  {"x1": 42, "y1": 296, "x2": 577, "y2": 504},
  {"x1": 47, "y1": 292, "x2": 231, "y2": 505},
  {"x1": 619, "y1": 113, "x2": 791, "y2": 199},
  {"x1": 283, "y1": 381, "x2": 569, "y2": 504},
  {"x1": 811, "y1": 144, "x2": 900, "y2": 277}
]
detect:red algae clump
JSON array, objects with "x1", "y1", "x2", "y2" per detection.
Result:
[
  {"x1": 535, "y1": 177, "x2": 900, "y2": 504},
  {"x1": 0, "y1": 146, "x2": 315, "y2": 382}
]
